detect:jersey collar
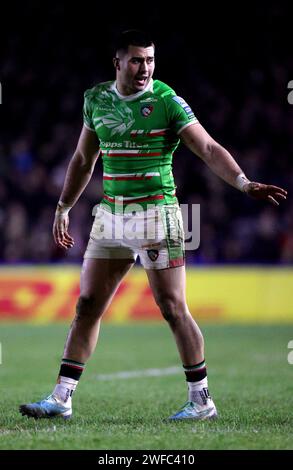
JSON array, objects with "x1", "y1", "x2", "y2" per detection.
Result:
[{"x1": 111, "y1": 79, "x2": 154, "y2": 101}]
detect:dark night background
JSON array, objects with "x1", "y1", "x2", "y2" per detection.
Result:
[{"x1": 0, "y1": 1, "x2": 292, "y2": 264}]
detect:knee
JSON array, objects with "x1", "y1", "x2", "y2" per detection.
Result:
[
  {"x1": 156, "y1": 296, "x2": 188, "y2": 325},
  {"x1": 76, "y1": 295, "x2": 99, "y2": 320}
]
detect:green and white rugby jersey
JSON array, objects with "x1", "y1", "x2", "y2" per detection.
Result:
[{"x1": 83, "y1": 79, "x2": 197, "y2": 212}]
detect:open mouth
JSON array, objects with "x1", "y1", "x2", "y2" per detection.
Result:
[{"x1": 135, "y1": 77, "x2": 148, "y2": 86}]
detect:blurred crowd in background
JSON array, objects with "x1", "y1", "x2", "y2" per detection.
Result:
[{"x1": 0, "y1": 2, "x2": 292, "y2": 264}]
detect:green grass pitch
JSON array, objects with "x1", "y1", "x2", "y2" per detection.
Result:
[{"x1": 0, "y1": 323, "x2": 292, "y2": 450}]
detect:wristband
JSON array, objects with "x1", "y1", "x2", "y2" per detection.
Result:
[
  {"x1": 235, "y1": 173, "x2": 250, "y2": 192},
  {"x1": 56, "y1": 200, "x2": 72, "y2": 215}
]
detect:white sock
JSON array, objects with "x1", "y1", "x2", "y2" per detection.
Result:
[
  {"x1": 53, "y1": 376, "x2": 78, "y2": 403},
  {"x1": 187, "y1": 377, "x2": 211, "y2": 405}
]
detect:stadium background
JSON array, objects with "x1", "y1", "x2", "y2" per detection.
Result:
[
  {"x1": 0, "y1": 1, "x2": 292, "y2": 452},
  {"x1": 0, "y1": 2, "x2": 292, "y2": 323}
]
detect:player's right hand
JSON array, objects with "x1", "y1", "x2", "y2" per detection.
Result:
[{"x1": 53, "y1": 208, "x2": 75, "y2": 250}]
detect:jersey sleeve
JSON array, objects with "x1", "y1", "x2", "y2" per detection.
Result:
[
  {"x1": 164, "y1": 94, "x2": 198, "y2": 134},
  {"x1": 83, "y1": 90, "x2": 95, "y2": 131}
]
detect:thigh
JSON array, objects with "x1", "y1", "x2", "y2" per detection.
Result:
[
  {"x1": 80, "y1": 258, "x2": 134, "y2": 312},
  {"x1": 138, "y1": 205, "x2": 185, "y2": 270},
  {"x1": 146, "y1": 265, "x2": 187, "y2": 304}
]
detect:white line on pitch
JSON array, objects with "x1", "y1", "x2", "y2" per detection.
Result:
[{"x1": 95, "y1": 366, "x2": 182, "y2": 381}]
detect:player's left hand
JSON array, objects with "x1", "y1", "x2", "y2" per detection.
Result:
[{"x1": 243, "y1": 182, "x2": 287, "y2": 206}]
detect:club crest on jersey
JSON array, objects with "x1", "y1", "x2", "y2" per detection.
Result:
[
  {"x1": 141, "y1": 105, "x2": 153, "y2": 117},
  {"x1": 147, "y1": 249, "x2": 159, "y2": 261}
]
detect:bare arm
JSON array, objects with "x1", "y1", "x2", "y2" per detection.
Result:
[
  {"x1": 180, "y1": 123, "x2": 287, "y2": 205},
  {"x1": 53, "y1": 126, "x2": 100, "y2": 249},
  {"x1": 59, "y1": 126, "x2": 100, "y2": 205}
]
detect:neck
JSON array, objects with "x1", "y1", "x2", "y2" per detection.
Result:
[{"x1": 116, "y1": 79, "x2": 133, "y2": 96}]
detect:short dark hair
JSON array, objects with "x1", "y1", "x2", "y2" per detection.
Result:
[{"x1": 115, "y1": 30, "x2": 154, "y2": 56}]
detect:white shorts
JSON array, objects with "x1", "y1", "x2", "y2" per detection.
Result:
[{"x1": 84, "y1": 204, "x2": 185, "y2": 270}]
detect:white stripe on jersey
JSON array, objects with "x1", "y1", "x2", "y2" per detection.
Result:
[
  {"x1": 107, "y1": 149, "x2": 140, "y2": 154},
  {"x1": 103, "y1": 172, "x2": 160, "y2": 178}
]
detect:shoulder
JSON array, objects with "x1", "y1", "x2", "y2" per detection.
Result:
[
  {"x1": 153, "y1": 80, "x2": 194, "y2": 115},
  {"x1": 84, "y1": 81, "x2": 114, "y2": 100},
  {"x1": 152, "y1": 79, "x2": 176, "y2": 98}
]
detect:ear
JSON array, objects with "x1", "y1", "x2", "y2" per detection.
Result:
[{"x1": 113, "y1": 57, "x2": 120, "y2": 70}]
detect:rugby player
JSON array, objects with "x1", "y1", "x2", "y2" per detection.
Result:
[{"x1": 19, "y1": 30, "x2": 287, "y2": 421}]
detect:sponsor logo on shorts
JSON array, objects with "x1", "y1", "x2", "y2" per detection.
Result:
[
  {"x1": 141, "y1": 105, "x2": 153, "y2": 117},
  {"x1": 147, "y1": 249, "x2": 159, "y2": 261}
]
